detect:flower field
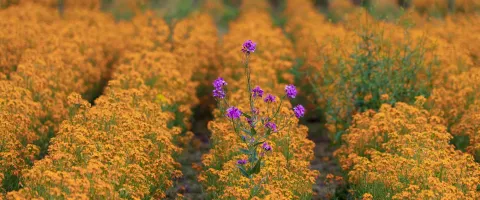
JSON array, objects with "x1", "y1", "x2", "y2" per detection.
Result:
[{"x1": 1, "y1": 0, "x2": 480, "y2": 199}]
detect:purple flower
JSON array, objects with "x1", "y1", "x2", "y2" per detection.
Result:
[
  {"x1": 213, "y1": 88, "x2": 225, "y2": 99},
  {"x1": 293, "y1": 105, "x2": 305, "y2": 118},
  {"x1": 213, "y1": 77, "x2": 227, "y2": 89},
  {"x1": 242, "y1": 40, "x2": 256, "y2": 54},
  {"x1": 285, "y1": 84, "x2": 297, "y2": 99},
  {"x1": 264, "y1": 94, "x2": 276, "y2": 103},
  {"x1": 265, "y1": 121, "x2": 278, "y2": 132},
  {"x1": 262, "y1": 142, "x2": 272, "y2": 151},
  {"x1": 226, "y1": 106, "x2": 242, "y2": 119},
  {"x1": 237, "y1": 159, "x2": 247, "y2": 165},
  {"x1": 252, "y1": 86, "x2": 264, "y2": 98}
]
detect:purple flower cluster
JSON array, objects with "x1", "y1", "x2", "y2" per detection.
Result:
[
  {"x1": 213, "y1": 77, "x2": 227, "y2": 99},
  {"x1": 262, "y1": 142, "x2": 272, "y2": 151},
  {"x1": 264, "y1": 94, "x2": 276, "y2": 103},
  {"x1": 242, "y1": 40, "x2": 256, "y2": 54},
  {"x1": 293, "y1": 105, "x2": 305, "y2": 118},
  {"x1": 285, "y1": 84, "x2": 297, "y2": 99},
  {"x1": 226, "y1": 106, "x2": 242, "y2": 119},
  {"x1": 265, "y1": 121, "x2": 277, "y2": 132},
  {"x1": 252, "y1": 86, "x2": 264, "y2": 98},
  {"x1": 237, "y1": 159, "x2": 247, "y2": 165}
]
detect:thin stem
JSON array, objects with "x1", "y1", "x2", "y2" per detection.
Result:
[
  {"x1": 272, "y1": 95, "x2": 286, "y2": 120},
  {"x1": 244, "y1": 54, "x2": 255, "y2": 117}
]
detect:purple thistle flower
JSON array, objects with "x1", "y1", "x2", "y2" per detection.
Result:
[
  {"x1": 264, "y1": 94, "x2": 276, "y2": 103},
  {"x1": 237, "y1": 159, "x2": 248, "y2": 165},
  {"x1": 262, "y1": 142, "x2": 272, "y2": 151},
  {"x1": 213, "y1": 77, "x2": 227, "y2": 89},
  {"x1": 285, "y1": 84, "x2": 297, "y2": 99},
  {"x1": 293, "y1": 105, "x2": 305, "y2": 118},
  {"x1": 213, "y1": 88, "x2": 225, "y2": 99},
  {"x1": 252, "y1": 86, "x2": 264, "y2": 98},
  {"x1": 242, "y1": 40, "x2": 256, "y2": 54},
  {"x1": 265, "y1": 121, "x2": 278, "y2": 132},
  {"x1": 226, "y1": 106, "x2": 242, "y2": 119}
]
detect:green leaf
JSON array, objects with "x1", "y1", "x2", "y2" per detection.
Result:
[
  {"x1": 241, "y1": 128, "x2": 252, "y2": 135},
  {"x1": 249, "y1": 159, "x2": 262, "y2": 175},
  {"x1": 237, "y1": 166, "x2": 250, "y2": 178},
  {"x1": 266, "y1": 129, "x2": 272, "y2": 136},
  {"x1": 239, "y1": 148, "x2": 250, "y2": 155},
  {"x1": 242, "y1": 113, "x2": 252, "y2": 119},
  {"x1": 250, "y1": 127, "x2": 257, "y2": 135},
  {"x1": 253, "y1": 141, "x2": 265, "y2": 147}
]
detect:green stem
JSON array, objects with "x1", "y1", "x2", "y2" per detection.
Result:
[
  {"x1": 244, "y1": 54, "x2": 255, "y2": 118},
  {"x1": 272, "y1": 95, "x2": 286, "y2": 120}
]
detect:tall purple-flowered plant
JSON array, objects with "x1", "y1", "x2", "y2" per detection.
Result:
[{"x1": 211, "y1": 40, "x2": 307, "y2": 179}]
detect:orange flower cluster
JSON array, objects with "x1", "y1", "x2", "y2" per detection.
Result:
[
  {"x1": 7, "y1": 88, "x2": 182, "y2": 199},
  {"x1": 198, "y1": 0, "x2": 318, "y2": 199},
  {"x1": 6, "y1": 13, "x2": 181, "y2": 199},
  {"x1": 451, "y1": 99, "x2": 480, "y2": 160},
  {"x1": 0, "y1": 3, "x2": 122, "y2": 195},
  {"x1": 335, "y1": 97, "x2": 480, "y2": 199},
  {"x1": 172, "y1": 13, "x2": 218, "y2": 131},
  {"x1": 6, "y1": 9, "x2": 220, "y2": 198},
  {"x1": 0, "y1": 80, "x2": 42, "y2": 194},
  {"x1": 0, "y1": 3, "x2": 58, "y2": 74},
  {"x1": 413, "y1": 0, "x2": 480, "y2": 14},
  {"x1": 423, "y1": 15, "x2": 480, "y2": 158},
  {"x1": 1, "y1": 0, "x2": 102, "y2": 10},
  {"x1": 287, "y1": 0, "x2": 480, "y2": 198},
  {"x1": 285, "y1": 0, "x2": 437, "y2": 140}
]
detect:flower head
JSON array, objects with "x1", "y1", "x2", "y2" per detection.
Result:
[
  {"x1": 213, "y1": 77, "x2": 227, "y2": 89},
  {"x1": 285, "y1": 84, "x2": 297, "y2": 98},
  {"x1": 226, "y1": 106, "x2": 242, "y2": 119},
  {"x1": 262, "y1": 142, "x2": 272, "y2": 151},
  {"x1": 237, "y1": 159, "x2": 247, "y2": 165},
  {"x1": 265, "y1": 121, "x2": 278, "y2": 132},
  {"x1": 293, "y1": 105, "x2": 305, "y2": 118},
  {"x1": 242, "y1": 40, "x2": 256, "y2": 54},
  {"x1": 264, "y1": 94, "x2": 276, "y2": 103},
  {"x1": 252, "y1": 86, "x2": 264, "y2": 98},
  {"x1": 213, "y1": 88, "x2": 225, "y2": 99}
]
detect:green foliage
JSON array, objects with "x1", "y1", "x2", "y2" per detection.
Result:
[{"x1": 310, "y1": 23, "x2": 437, "y2": 143}]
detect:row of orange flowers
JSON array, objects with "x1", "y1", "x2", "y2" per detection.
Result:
[
  {"x1": 0, "y1": 2, "x2": 122, "y2": 195},
  {"x1": 285, "y1": 0, "x2": 480, "y2": 198},
  {"x1": 421, "y1": 14, "x2": 480, "y2": 160},
  {"x1": 326, "y1": 0, "x2": 479, "y2": 19},
  {"x1": 1, "y1": 0, "x2": 102, "y2": 10},
  {"x1": 197, "y1": 0, "x2": 319, "y2": 199},
  {"x1": 6, "y1": 12, "x2": 198, "y2": 200},
  {"x1": 1, "y1": 3, "x2": 218, "y2": 199}
]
